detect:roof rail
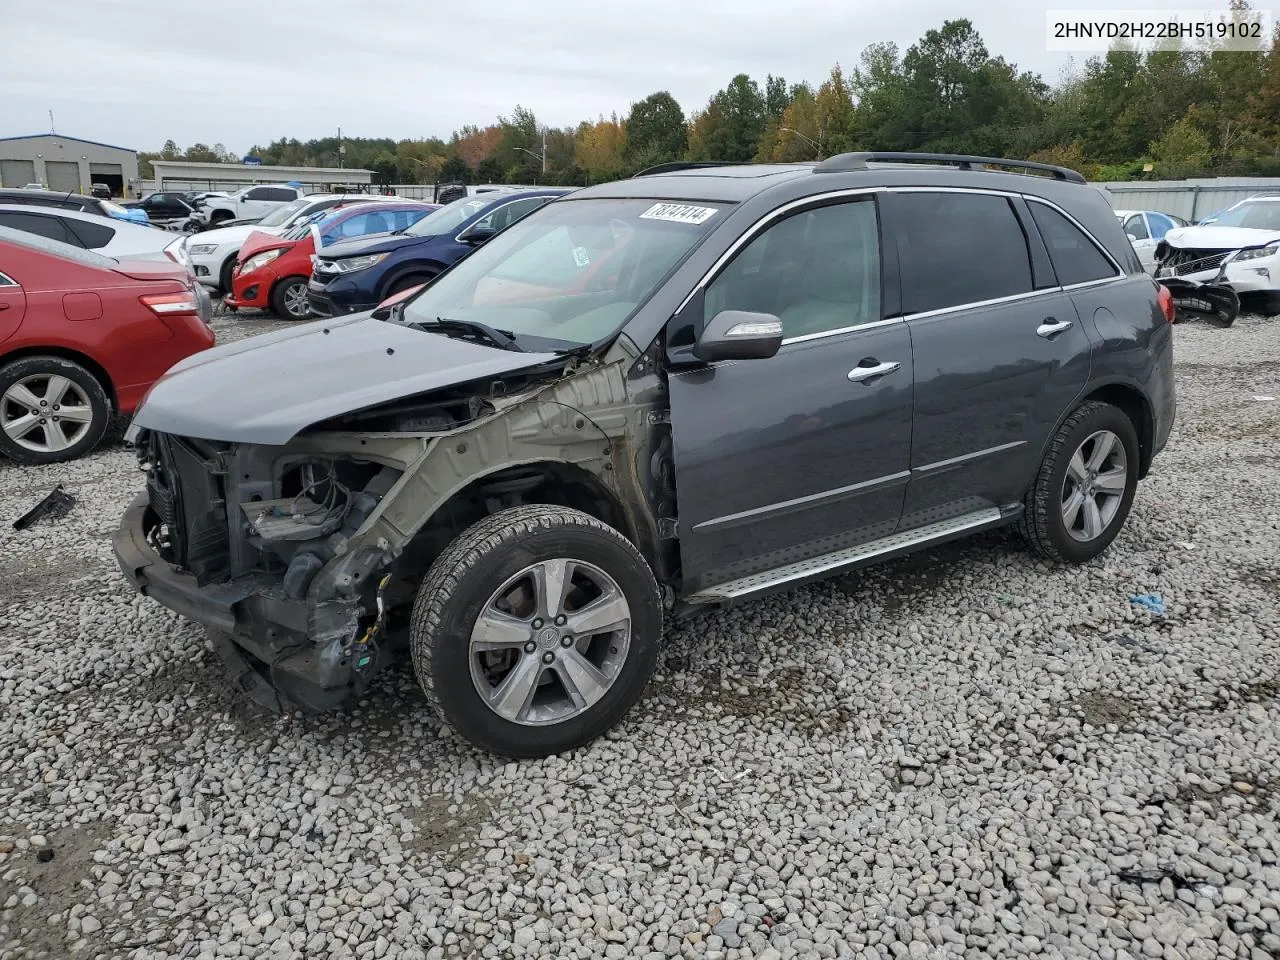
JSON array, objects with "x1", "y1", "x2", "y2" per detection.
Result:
[
  {"x1": 632, "y1": 161, "x2": 748, "y2": 177},
  {"x1": 813, "y1": 151, "x2": 1087, "y2": 184}
]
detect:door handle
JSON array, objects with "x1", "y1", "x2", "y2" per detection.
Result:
[
  {"x1": 1036, "y1": 318, "x2": 1073, "y2": 338},
  {"x1": 847, "y1": 360, "x2": 901, "y2": 382},
  {"x1": 0, "y1": 303, "x2": 10, "y2": 311}
]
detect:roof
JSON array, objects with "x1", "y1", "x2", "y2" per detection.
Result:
[
  {"x1": 151, "y1": 160, "x2": 373, "y2": 176},
  {"x1": 0, "y1": 187, "x2": 96, "y2": 206},
  {"x1": 0, "y1": 132, "x2": 137, "y2": 153}
]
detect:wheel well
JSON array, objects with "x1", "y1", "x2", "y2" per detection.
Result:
[
  {"x1": 0, "y1": 346, "x2": 117, "y2": 410},
  {"x1": 1082, "y1": 383, "x2": 1154, "y2": 478},
  {"x1": 380, "y1": 265, "x2": 440, "y2": 299},
  {"x1": 397, "y1": 462, "x2": 633, "y2": 580}
]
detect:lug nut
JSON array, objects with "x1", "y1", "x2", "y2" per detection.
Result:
[
  {"x1": 524, "y1": 641, "x2": 536, "y2": 653},
  {"x1": 531, "y1": 618, "x2": 543, "y2": 629},
  {"x1": 39, "y1": 400, "x2": 47, "y2": 406},
  {"x1": 560, "y1": 635, "x2": 573, "y2": 647},
  {"x1": 542, "y1": 652, "x2": 554, "y2": 664},
  {"x1": 555, "y1": 614, "x2": 567, "y2": 626}
]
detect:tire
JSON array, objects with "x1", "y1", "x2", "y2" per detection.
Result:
[
  {"x1": 218, "y1": 257, "x2": 236, "y2": 296},
  {"x1": 410, "y1": 504, "x2": 662, "y2": 758},
  {"x1": 270, "y1": 277, "x2": 312, "y2": 320},
  {"x1": 1018, "y1": 401, "x2": 1140, "y2": 563},
  {"x1": 0, "y1": 355, "x2": 111, "y2": 465},
  {"x1": 386, "y1": 273, "x2": 434, "y2": 298}
]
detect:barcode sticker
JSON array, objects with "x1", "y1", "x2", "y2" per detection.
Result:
[{"x1": 639, "y1": 203, "x2": 719, "y2": 225}]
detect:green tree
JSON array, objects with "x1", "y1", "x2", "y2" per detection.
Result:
[
  {"x1": 184, "y1": 143, "x2": 220, "y2": 163},
  {"x1": 440, "y1": 155, "x2": 470, "y2": 182},
  {"x1": 625, "y1": 91, "x2": 687, "y2": 169},
  {"x1": 160, "y1": 139, "x2": 180, "y2": 160},
  {"x1": 687, "y1": 74, "x2": 766, "y2": 162}
]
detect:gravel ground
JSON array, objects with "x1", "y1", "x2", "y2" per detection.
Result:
[{"x1": 1, "y1": 310, "x2": 1278, "y2": 960}]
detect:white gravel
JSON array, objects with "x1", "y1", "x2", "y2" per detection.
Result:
[{"x1": 1, "y1": 311, "x2": 1278, "y2": 960}]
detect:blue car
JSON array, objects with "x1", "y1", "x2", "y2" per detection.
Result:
[{"x1": 306, "y1": 188, "x2": 573, "y2": 316}]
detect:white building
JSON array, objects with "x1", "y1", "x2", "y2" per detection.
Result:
[
  {"x1": 148, "y1": 160, "x2": 373, "y2": 195},
  {"x1": 0, "y1": 133, "x2": 139, "y2": 196}
]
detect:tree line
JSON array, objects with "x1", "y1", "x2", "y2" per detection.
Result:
[{"x1": 141, "y1": 13, "x2": 1280, "y2": 187}]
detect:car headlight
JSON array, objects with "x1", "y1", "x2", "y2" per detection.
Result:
[
  {"x1": 329, "y1": 253, "x2": 388, "y2": 274},
  {"x1": 240, "y1": 249, "x2": 284, "y2": 273},
  {"x1": 1232, "y1": 243, "x2": 1280, "y2": 262},
  {"x1": 188, "y1": 243, "x2": 219, "y2": 256}
]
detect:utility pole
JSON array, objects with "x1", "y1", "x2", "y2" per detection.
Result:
[
  {"x1": 338, "y1": 127, "x2": 344, "y2": 169},
  {"x1": 541, "y1": 127, "x2": 547, "y2": 176}
]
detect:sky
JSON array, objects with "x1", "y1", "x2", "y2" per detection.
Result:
[{"x1": 0, "y1": 0, "x2": 1245, "y2": 154}]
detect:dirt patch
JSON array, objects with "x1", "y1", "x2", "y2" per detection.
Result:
[
  {"x1": 1074, "y1": 691, "x2": 1141, "y2": 727},
  {"x1": 0, "y1": 820, "x2": 113, "y2": 960},
  {"x1": 1234, "y1": 560, "x2": 1280, "y2": 600},
  {"x1": 404, "y1": 793, "x2": 493, "y2": 867},
  {"x1": 0, "y1": 554, "x2": 113, "y2": 608},
  {"x1": 647, "y1": 665, "x2": 855, "y2": 737}
]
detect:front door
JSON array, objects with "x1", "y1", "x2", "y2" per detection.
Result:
[
  {"x1": 1122, "y1": 212, "x2": 1157, "y2": 272},
  {"x1": 880, "y1": 190, "x2": 1099, "y2": 528},
  {"x1": 667, "y1": 195, "x2": 914, "y2": 593}
]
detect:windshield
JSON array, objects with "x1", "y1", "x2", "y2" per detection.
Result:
[
  {"x1": 1212, "y1": 200, "x2": 1280, "y2": 230},
  {"x1": 403, "y1": 196, "x2": 494, "y2": 236},
  {"x1": 400, "y1": 197, "x2": 725, "y2": 348},
  {"x1": 259, "y1": 198, "x2": 312, "y2": 228}
]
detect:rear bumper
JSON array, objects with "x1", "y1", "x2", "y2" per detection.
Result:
[{"x1": 112, "y1": 492, "x2": 368, "y2": 712}]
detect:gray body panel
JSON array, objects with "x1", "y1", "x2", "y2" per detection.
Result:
[{"x1": 131, "y1": 313, "x2": 559, "y2": 445}]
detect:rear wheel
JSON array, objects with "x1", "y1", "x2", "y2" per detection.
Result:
[
  {"x1": 270, "y1": 277, "x2": 312, "y2": 320},
  {"x1": 1019, "y1": 401, "x2": 1139, "y2": 563},
  {"x1": 0, "y1": 356, "x2": 111, "y2": 464},
  {"x1": 410, "y1": 505, "x2": 662, "y2": 758}
]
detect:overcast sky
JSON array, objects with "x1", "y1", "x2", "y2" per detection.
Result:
[{"x1": 0, "y1": 0, "x2": 1237, "y2": 154}]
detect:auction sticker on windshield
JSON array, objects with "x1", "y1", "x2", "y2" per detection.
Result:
[{"x1": 639, "y1": 203, "x2": 719, "y2": 225}]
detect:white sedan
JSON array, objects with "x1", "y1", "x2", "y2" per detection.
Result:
[
  {"x1": 1113, "y1": 209, "x2": 1188, "y2": 273},
  {"x1": 0, "y1": 203, "x2": 187, "y2": 265}
]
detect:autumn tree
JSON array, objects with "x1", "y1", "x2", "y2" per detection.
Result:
[{"x1": 575, "y1": 114, "x2": 628, "y2": 183}]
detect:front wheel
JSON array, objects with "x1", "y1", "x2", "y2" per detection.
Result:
[
  {"x1": 410, "y1": 505, "x2": 662, "y2": 758},
  {"x1": 270, "y1": 277, "x2": 312, "y2": 320},
  {"x1": 1019, "y1": 401, "x2": 1140, "y2": 563}
]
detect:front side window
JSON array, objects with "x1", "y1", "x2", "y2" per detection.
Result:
[
  {"x1": 473, "y1": 196, "x2": 553, "y2": 233},
  {"x1": 703, "y1": 199, "x2": 882, "y2": 340},
  {"x1": 1146, "y1": 212, "x2": 1177, "y2": 239},
  {"x1": 1029, "y1": 202, "x2": 1119, "y2": 286},
  {"x1": 399, "y1": 197, "x2": 722, "y2": 349},
  {"x1": 1123, "y1": 214, "x2": 1149, "y2": 241},
  {"x1": 894, "y1": 192, "x2": 1034, "y2": 314}
]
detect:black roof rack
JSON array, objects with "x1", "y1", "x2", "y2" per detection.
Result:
[
  {"x1": 631, "y1": 161, "x2": 748, "y2": 177},
  {"x1": 813, "y1": 151, "x2": 1087, "y2": 184}
]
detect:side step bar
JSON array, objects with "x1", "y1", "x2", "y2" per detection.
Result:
[{"x1": 688, "y1": 507, "x2": 1008, "y2": 603}]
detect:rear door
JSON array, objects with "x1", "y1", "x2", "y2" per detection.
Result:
[
  {"x1": 0, "y1": 258, "x2": 27, "y2": 341},
  {"x1": 668, "y1": 194, "x2": 914, "y2": 593},
  {"x1": 882, "y1": 189, "x2": 1095, "y2": 528}
]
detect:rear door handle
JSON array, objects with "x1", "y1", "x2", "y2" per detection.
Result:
[
  {"x1": 847, "y1": 360, "x2": 901, "y2": 382},
  {"x1": 0, "y1": 303, "x2": 10, "y2": 311},
  {"x1": 1036, "y1": 318, "x2": 1073, "y2": 338}
]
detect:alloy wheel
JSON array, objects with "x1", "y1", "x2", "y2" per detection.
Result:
[
  {"x1": 282, "y1": 281, "x2": 310, "y2": 318},
  {"x1": 1060, "y1": 429, "x2": 1128, "y2": 542},
  {"x1": 468, "y1": 558, "x2": 633, "y2": 726},
  {"x1": 1, "y1": 375, "x2": 95, "y2": 454}
]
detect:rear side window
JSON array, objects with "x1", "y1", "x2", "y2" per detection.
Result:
[
  {"x1": 0, "y1": 224, "x2": 117, "y2": 268},
  {"x1": 265, "y1": 187, "x2": 299, "y2": 201},
  {"x1": 1029, "y1": 202, "x2": 1119, "y2": 286},
  {"x1": 892, "y1": 192, "x2": 1033, "y2": 314},
  {"x1": 0, "y1": 211, "x2": 77, "y2": 245},
  {"x1": 65, "y1": 217, "x2": 116, "y2": 249}
]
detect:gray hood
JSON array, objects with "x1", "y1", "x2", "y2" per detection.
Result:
[{"x1": 131, "y1": 314, "x2": 559, "y2": 444}]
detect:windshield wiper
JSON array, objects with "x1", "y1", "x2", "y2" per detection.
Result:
[{"x1": 412, "y1": 317, "x2": 524, "y2": 352}]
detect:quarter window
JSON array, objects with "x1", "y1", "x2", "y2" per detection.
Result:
[
  {"x1": 1029, "y1": 202, "x2": 1119, "y2": 286},
  {"x1": 892, "y1": 192, "x2": 1034, "y2": 314},
  {"x1": 703, "y1": 199, "x2": 882, "y2": 340}
]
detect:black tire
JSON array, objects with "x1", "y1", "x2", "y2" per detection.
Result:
[
  {"x1": 270, "y1": 276, "x2": 311, "y2": 320},
  {"x1": 1018, "y1": 401, "x2": 1140, "y2": 563},
  {"x1": 0, "y1": 355, "x2": 111, "y2": 465},
  {"x1": 218, "y1": 256, "x2": 236, "y2": 296},
  {"x1": 386, "y1": 273, "x2": 434, "y2": 298},
  {"x1": 410, "y1": 505, "x2": 662, "y2": 758}
]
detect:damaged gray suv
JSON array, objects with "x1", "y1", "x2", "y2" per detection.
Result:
[{"x1": 114, "y1": 153, "x2": 1176, "y2": 758}]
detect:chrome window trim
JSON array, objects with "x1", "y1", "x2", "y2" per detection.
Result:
[
  {"x1": 677, "y1": 183, "x2": 1129, "y2": 349},
  {"x1": 0, "y1": 271, "x2": 17, "y2": 287}
]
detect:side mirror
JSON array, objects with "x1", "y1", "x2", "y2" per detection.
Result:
[
  {"x1": 693, "y1": 310, "x2": 784, "y2": 362},
  {"x1": 457, "y1": 224, "x2": 497, "y2": 245}
]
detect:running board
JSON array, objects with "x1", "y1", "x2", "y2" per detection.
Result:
[{"x1": 688, "y1": 507, "x2": 1006, "y2": 603}]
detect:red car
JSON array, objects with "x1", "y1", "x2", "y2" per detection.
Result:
[
  {"x1": 0, "y1": 226, "x2": 215, "y2": 464},
  {"x1": 226, "y1": 201, "x2": 438, "y2": 319}
]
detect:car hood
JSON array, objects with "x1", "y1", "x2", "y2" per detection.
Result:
[
  {"x1": 191, "y1": 223, "x2": 283, "y2": 248},
  {"x1": 317, "y1": 232, "x2": 434, "y2": 259},
  {"x1": 1162, "y1": 225, "x2": 1280, "y2": 250},
  {"x1": 239, "y1": 230, "x2": 299, "y2": 261},
  {"x1": 130, "y1": 313, "x2": 560, "y2": 444}
]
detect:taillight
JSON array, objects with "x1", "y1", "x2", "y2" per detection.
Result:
[
  {"x1": 140, "y1": 292, "x2": 200, "y2": 316},
  {"x1": 1157, "y1": 284, "x2": 1176, "y2": 324}
]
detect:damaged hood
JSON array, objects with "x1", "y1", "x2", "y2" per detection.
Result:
[
  {"x1": 131, "y1": 314, "x2": 559, "y2": 445},
  {"x1": 1162, "y1": 225, "x2": 1280, "y2": 250}
]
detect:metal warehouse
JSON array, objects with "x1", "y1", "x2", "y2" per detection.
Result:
[
  {"x1": 0, "y1": 133, "x2": 139, "y2": 196},
  {"x1": 149, "y1": 160, "x2": 374, "y2": 194}
]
